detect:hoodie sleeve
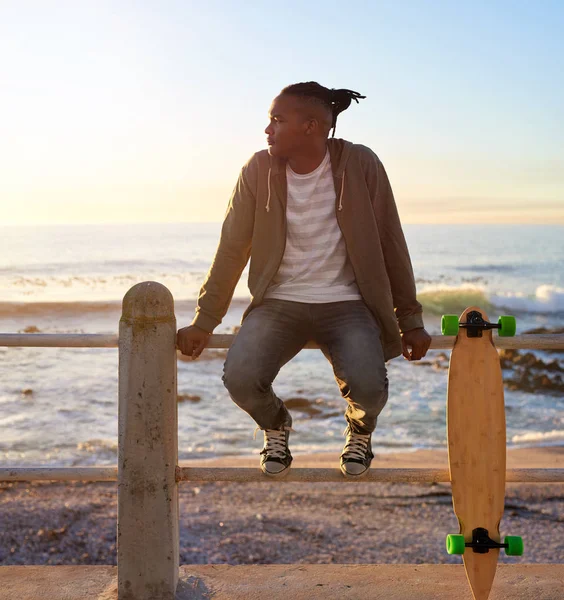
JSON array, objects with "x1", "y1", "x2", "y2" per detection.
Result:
[
  {"x1": 361, "y1": 148, "x2": 424, "y2": 332},
  {"x1": 191, "y1": 162, "x2": 256, "y2": 333}
]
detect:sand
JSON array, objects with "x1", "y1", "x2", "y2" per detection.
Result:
[{"x1": 1, "y1": 446, "x2": 562, "y2": 566}]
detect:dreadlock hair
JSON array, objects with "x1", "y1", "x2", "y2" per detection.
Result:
[{"x1": 280, "y1": 81, "x2": 366, "y2": 138}]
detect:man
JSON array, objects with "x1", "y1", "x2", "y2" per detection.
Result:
[{"x1": 177, "y1": 82, "x2": 431, "y2": 479}]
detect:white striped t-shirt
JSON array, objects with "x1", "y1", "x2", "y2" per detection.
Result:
[{"x1": 264, "y1": 149, "x2": 362, "y2": 303}]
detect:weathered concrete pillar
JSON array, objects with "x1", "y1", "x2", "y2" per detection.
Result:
[{"x1": 118, "y1": 281, "x2": 179, "y2": 600}]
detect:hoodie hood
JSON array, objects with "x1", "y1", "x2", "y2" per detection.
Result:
[{"x1": 265, "y1": 138, "x2": 354, "y2": 212}]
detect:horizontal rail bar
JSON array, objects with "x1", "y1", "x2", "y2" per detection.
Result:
[
  {"x1": 0, "y1": 467, "x2": 118, "y2": 482},
  {"x1": 0, "y1": 333, "x2": 118, "y2": 347},
  {"x1": 211, "y1": 333, "x2": 564, "y2": 351},
  {"x1": 2, "y1": 467, "x2": 562, "y2": 483},
  {"x1": 177, "y1": 467, "x2": 564, "y2": 484},
  {"x1": 1, "y1": 333, "x2": 563, "y2": 350}
]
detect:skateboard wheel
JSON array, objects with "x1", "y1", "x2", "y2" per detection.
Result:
[
  {"x1": 446, "y1": 534, "x2": 466, "y2": 555},
  {"x1": 504, "y1": 535, "x2": 524, "y2": 556},
  {"x1": 498, "y1": 315, "x2": 516, "y2": 337},
  {"x1": 441, "y1": 315, "x2": 459, "y2": 336}
]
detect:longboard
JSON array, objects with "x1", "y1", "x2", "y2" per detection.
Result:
[{"x1": 443, "y1": 306, "x2": 522, "y2": 600}]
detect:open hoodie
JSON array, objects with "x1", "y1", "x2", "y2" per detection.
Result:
[{"x1": 191, "y1": 138, "x2": 424, "y2": 361}]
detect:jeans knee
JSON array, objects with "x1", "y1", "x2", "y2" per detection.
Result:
[
  {"x1": 345, "y1": 375, "x2": 388, "y2": 412},
  {"x1": 222, "y1": 364, "x2": 268, "y2": 407},
  {"x1": 222, "y1": 367, "x2": 246, "y2": 397}
]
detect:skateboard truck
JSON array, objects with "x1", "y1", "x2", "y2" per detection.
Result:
[
  {"x1": 446, "y1": 529, "x2": 524, "y2": 556},
  {"x1": 441, "y1": 310, "x2": 516, "y2": 338},
  {"x1": 458, "y1": 311, "x2": 499, "y2": 338},
  {"x1": 466, "y1": 528, "x2": 507, "y2": 554}
]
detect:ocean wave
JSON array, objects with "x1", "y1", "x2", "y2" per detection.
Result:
[
  {"x1": 418, "y1": 284, "x2": 564, "y2": 316},
  {"x1": 76, "y1": 438, "x2": 118, "y2": 454},
  {"x1": 3, "y1": 271, "x2": 208, "y2": 289},
  {"x1": 417, "y1": 285, "x2": 492, "y2": 315},
  {"x1": 490, "y1": 285, "x2": 564, "y2": 314},
  {"x1": 1, "y1": 284, "x2": 563, "y2": 319},
  {"x1": 0, "y1": 297, "x2": 251, "y2": 318},
  {"x1": 0, "y1": 259, "x2": 213, "y2": 276},
  {"x1": 511, "y1": 430, "x2": 564, "y2": 444},
  {"x1": 454, "y1": 264, "x2": 515, "y2": 273},
  {"x1": 0, "y1": 300, "x2": 124, "y2": 317}
]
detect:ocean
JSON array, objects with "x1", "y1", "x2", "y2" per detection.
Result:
[{"x1": 1, "y1": 223, "x2": 563, "y2": 467}]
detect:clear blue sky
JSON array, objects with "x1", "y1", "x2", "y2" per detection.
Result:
[{"x1": 1, "y1": 0, "x2": 563, "y2": 224}]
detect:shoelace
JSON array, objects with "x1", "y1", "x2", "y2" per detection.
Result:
[
  {"x1": 263, "y1": 429, "x2": 288, "y2": 458},
  {"x1": 253, "y1": 427, "x2": 289, "y2": 459},
  {"x1": 342, "y1": 428, "x2": 371, "y2": 460}
]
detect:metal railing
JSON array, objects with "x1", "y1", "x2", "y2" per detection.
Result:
[{"x1": 2, "y1": 281, "x2": 563, "y2": 599}]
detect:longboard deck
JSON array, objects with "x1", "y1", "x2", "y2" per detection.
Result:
[{"x1": 447, "y1": 306, "x2": 506, "y2": 600}]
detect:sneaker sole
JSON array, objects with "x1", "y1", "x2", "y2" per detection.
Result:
[
  {"x1": 340, "y1": 465, "x2": 370, "y2": 479},
  {"x1": 261, "y1": 464, "x2": 292, "y2": 478}
]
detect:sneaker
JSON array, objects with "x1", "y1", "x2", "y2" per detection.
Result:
[
  {"x1": 259, "y1": 428, "x2": 292, "y2": 476},
  {"x1": 340, "y1": 426, "x2": 374, "y2": 478}
]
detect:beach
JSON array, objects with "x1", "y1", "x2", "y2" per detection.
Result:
[{"x1": 2, "y1": 446, "x2": 562, "y2": 566}]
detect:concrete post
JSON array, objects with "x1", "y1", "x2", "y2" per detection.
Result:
[{"x1": 118, "y1": 281, "x2": 179, "y2": 600}]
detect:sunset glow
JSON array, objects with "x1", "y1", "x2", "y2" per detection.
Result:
[{"x1": 1, "y1": 1, "x2": 562, "y2": 226}]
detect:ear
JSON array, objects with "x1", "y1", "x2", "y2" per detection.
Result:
[{"x1": 304, "y1": 117, "x2": 318, "y2": 136}]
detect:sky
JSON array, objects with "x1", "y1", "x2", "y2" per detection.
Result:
[{"x1": 0, "y1": 0, "x2": 563, "y2": 225}]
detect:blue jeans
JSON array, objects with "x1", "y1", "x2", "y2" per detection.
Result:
[{"x1": 222, "y1": 299, "x2": 388, "y2": 434}]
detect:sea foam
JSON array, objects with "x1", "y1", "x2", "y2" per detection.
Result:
[
  {"x1": 491, "y1": 285, "x2": 564, "y2": 314},
  {"x1": 511, "y1": 429, "x2": 564, "y2": 444}
]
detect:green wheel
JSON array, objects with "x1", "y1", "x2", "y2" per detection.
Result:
[
  {"x1": 442, "y1": 315, "x2": 460, "y2": 336},
  {"x1": 446, "y1": 534, "x2": 466, "y2": 555},
  {"x1": 498, "y1": 315, "x2": 516, "y2": 337},
  {"x1": 505, "y1": 536, "x2": 524, "y2": 556}
]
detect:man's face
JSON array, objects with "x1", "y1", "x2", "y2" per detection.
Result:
[{"x1": 264, "y1": 95, "x2": 309, "y2": 158}]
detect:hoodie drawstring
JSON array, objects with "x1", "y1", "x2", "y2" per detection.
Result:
[
  {"x1": 338, "y1": 169, "x2": 346, "y2": 211},
  {"x1": 265, "y1": 167, "x2": 271, "y2": 212}
]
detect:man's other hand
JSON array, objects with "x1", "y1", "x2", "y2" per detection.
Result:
[
  {"x1": 401, "y1": 328, "x2": 432, "y2": 361},
  {"x1": 176, "y1": 325, "x2": 212, "y2": 360}
]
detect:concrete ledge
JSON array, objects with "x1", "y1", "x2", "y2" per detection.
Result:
[{"x1": 1, "y1": 564, "x2": 563, "y2": 599}]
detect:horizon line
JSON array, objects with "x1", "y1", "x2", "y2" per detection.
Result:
[{"x1": 1, "y1": 221, "x2": 564, "y2": 228}]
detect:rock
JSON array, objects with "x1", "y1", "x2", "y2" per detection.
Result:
[
  {"x1": 283, "y1": 397, "x2": 323, "y2": 416},
  {"x1": 416, "y1": 352, "x2": 449, "y2": 371},
  {"x1": 431, "y1": 362, "x2": 448, "y2": 371},
  {"x1": 178, "y1": 394, "x2": 201, "y2": 403},
  {"x1": 499, "y1": 349, "x2": 519, "y2": 368},
  {"x1": 546, "y1": 360, "x2": 564, "y2": 372},
  {"x1": 499, "y1": 348, "x2": 564, "y2": 394},
  {"x1": 37, "y1": 527, "x2": 67, "y2": 541},
  {"x1": 517, "y1": 352, "x2": 544, "y2": 369},
  {"x1": 323, "y1": 411, "x2": 344, "y2": 419}
]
